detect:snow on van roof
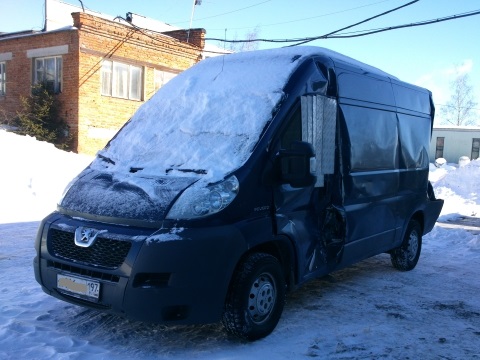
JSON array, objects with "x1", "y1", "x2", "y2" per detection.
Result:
[{"x1": 94, "y1": 46, "x2": 392, "y2": 181}]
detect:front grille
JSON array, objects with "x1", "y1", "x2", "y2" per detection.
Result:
[
  {"x1": 48, "y1": 260, "x2": 121, "y2": 283},
  {"x1": 49, "y1": 229, "x2": 132, "y2": 269}
]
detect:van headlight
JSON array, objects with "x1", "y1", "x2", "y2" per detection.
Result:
[{"x1": 166, "y1": 175, "x2": 239, "y2": 219}]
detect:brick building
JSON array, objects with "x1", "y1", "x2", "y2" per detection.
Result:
[{"x1": 0, "y1": 7, "x2": 209, "y2": 154}]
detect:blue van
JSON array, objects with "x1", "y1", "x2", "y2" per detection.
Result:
[{"x1": 34, "y1": 46, "x2": 443, "y2": 340}]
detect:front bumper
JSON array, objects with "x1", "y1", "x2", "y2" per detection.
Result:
[{"x1": 34, "y1": 212, "x2": 247, "y2": 324}]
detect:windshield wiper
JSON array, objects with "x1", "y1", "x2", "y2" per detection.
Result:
[
  {"x1": 98, "y1": 154, "x2": 116, "y2": 165},
  {"x1": 166, "y1": 168, "x2": 207, "y2": 175}
]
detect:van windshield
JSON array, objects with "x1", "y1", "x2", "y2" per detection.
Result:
[{"x1": 91, "y1": 48, "x2": 323, "y2": 182}]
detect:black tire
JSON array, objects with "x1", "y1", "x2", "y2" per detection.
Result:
[
  {"x1": 390, "y1": 220, "x2": 422, "y2": 271},
  {"x1": 222, "y1": 253, "x2": 286, "y2": 341}
]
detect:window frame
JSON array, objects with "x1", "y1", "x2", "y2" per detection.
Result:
[
  {"x1": 472, "y1": 138, "x2": 480, "y2": 160},
  {"x1": 435, "y1": 137, "x2": 444, "y2": 159},
  {"x1": 154, "y1": 69, "x2": 177, "y2": 92},
  {"x1": 0, "y1": 62, "x2": 5, "y2": 96},
  {"x1": 33, "y1": 56, "x2": 62, "y2": 94},
  {"x1": 101, "y1": 60, "x2": 143, "y2": 101}
]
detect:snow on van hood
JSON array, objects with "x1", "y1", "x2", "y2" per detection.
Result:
[
  {"x1": 60, "y1": 169, "x2": 197, "y2": 222},
  {"x1": 91, "y1": 46, "x2": 373, "y2": 182}
]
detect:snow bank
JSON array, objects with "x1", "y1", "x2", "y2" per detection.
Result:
[
  {"x1": 430, "y1": 159, "x2": 480, "y2": 219},
  {"x1": 0, "y1": 130, "x2": 93, "y2": 223}
]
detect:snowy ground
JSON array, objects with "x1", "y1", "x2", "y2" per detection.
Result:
[{"x1": 0, "y1": 130, "x2": 479, "y2": 359}]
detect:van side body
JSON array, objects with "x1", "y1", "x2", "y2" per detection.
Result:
[{"x1": 34, "y1": 47, "x2": 443, "y2": 340}]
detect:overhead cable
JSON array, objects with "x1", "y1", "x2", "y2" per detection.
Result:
[
  {"x1": 205, "y1": 0, "x2": 418, "y2": 44},
  {"x1": 323, "y1": 9, "x2": 480, "y2": 39},
  {"x1": 287, "y1": 0, "x2": 419, "y2": 46},
  {"x1": 205, "y1": 0, "x2": 395, "y2": 31},
  {"x1": 205, "y1": 8, "x2": 480, "y2": 45}
]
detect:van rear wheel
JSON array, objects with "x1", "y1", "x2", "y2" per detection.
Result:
[
  {"x1": 390, "y1": 220, "x2": 422, "y2": 271},
  {"x1": 222, "y1": 253, "x2": 285, "y2": 341}
]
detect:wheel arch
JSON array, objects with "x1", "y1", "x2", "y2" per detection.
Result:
[
  {"x1": 410, "y1": 210, "x2": 425, "y2": 234},
  {"x1": 230, "y1": 236, "x2": 298, "y2": 293}
]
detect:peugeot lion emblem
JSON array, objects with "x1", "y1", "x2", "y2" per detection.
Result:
[{"x1": 74, "y1": 227, "x2": 107, "y2": 248}]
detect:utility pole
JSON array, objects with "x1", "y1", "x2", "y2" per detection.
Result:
[{"x1": 187, "y1": 0, "x2": 201, "y2": 43}]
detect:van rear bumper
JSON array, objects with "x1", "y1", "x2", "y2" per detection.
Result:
[
  {"x1": 423, "y1": 199, "x2": 444, "y2": 234},
  {"x1": 34, "y1": 212, "x2": 247, "y2": 324}
]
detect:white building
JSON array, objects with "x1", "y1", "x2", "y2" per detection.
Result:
[{"x1": 430, "y1": 126, "x2": 480, "y2": 163}]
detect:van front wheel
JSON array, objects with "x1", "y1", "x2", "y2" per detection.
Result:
[
  {"x1": 390, "y1": 220, "x2": 422, "y2": 271},
  {"x1": 222, "y1": 253, "x2": 286, "y2": 341}
]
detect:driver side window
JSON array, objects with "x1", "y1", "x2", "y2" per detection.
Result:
[{"x1": 280, "y1": 104, "x2": 302, "y2": 150}]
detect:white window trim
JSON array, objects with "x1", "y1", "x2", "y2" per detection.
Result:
[
  {"x1": 27, "y1": 45, "x2": 68, "y2": 58},
  {"x1": 0, "y1": 52, "x2": 12, "y2": 62}
]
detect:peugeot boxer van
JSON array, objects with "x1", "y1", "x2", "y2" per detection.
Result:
[{"x1": 34, "y1": 46, "x2": 443, "y2": 340}]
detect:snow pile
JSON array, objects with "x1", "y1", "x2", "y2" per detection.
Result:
[
  {"x1": 0, "y1": 131, "x2": 479, "y2": 359},
  {"x1": 0, "y1": 130, "x2": 93, "y2": 223},
  {"x1": 430, "y1": 159, "x2": 480, "y2": 219}
]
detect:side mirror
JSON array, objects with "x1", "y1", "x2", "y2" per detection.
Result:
[{"x1": 277, "y1": 141, "x2": 316, "y2": 188}]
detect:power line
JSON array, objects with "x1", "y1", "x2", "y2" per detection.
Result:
[
  {"x1": 112, "y1": 16, "x2": 230, "y2": 55},
  {"x1": 204, "y1": 8, "x2": 480, "y2": 46},
  {"x1": 205, "y1": 0, "x2": 418, "y2": 44},
  {"x1": 289, "y1": 0, "x2": 419, "y2": 46},
  {"x1": 109, "y1": 5, "x2": 480, "y2": 56},
  {"x1": 323, "y1": 9, "x2": 480, "y2": 40},
  {"x1": 206, "y1": 0, "x2": 396, "y2": 32}
]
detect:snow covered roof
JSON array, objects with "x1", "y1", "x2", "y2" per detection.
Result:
[
  {"x1": 44, "y1": 0, "x2": 228, "y2": 56},
  {"x1": 45, "y1": 0, "x2": 178, "y2": 32},
  {"x1": 433, "y1": 125, "x2": 480, "y2": 131}
]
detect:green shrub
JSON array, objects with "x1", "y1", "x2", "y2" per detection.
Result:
[{"x1": 13, "y1": 83, "x2": 72, "y2": 150}]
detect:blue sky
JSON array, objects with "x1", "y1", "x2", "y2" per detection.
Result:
[{"x1": 3, "y1": 0, "x2": 480, "y2": 123}]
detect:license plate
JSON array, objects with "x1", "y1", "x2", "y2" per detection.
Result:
[{"x1": 57, "y1": 274, "x2": 100, "y2": 299}]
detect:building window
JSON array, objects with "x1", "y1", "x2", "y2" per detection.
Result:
[
  {"x1": 34, "y1": 56, "x2": 62, "y2": 93},
  {"x1": 435, "y1": 137, "x2": 444, "y2": 159},
  {"x1": 0, "y1": 62, "x2": 5, "y2": 95},
  {"x1": 101, "y1": 60, "x2": 143, "y2": 101},
  {"x1": 472, "y1": 138, "x2": 480, "y2": 160},
  {"x1": 154, "y1": 69, "x2": 176, "y2": 92}
]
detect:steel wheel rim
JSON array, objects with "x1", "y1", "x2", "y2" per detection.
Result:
[
  {"x1": 247, "y1": 273, "x2": 276, "y2": 324},
  {"x1": 406, "y1": 230, "x2": 419, "y2": 261}
]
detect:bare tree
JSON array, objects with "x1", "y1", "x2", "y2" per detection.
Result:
[
  {"x1": 220, "y1": 27, "x2": 261, "y2": 53},
  {"x1": 441, "y1": 70, "x2": 478, "y2": 126}
]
